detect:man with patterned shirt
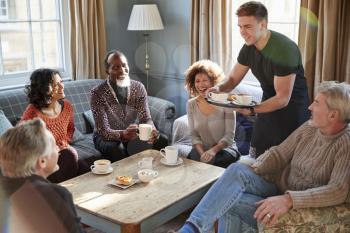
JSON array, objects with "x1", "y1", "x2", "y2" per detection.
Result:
[{"x1": 91, "y1": 50, "x2": 165, "y2": 161}]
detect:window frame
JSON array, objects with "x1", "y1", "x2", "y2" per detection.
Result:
[
  {"x1": 0, "y1": 0, "x2": 8, "y2": 19},
  {"x1": 0, "y1": 0, "x2": 71, "y2": 90}
]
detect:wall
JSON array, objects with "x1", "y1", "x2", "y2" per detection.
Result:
[{"x1": 104, "y1": 0, "x2": 191, "y2": 116}]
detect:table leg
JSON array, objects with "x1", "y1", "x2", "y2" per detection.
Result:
[{"x1": 121, "y1": 224, "x2": 141, "y2": 233}]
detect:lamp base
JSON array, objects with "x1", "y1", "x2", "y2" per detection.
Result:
[{"x1": 144, "y1": 33, "x2": 150, "y2": 92}]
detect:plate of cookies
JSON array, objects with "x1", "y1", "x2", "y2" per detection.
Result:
[{"x1": 108, "y1": 175, "x2": 139, "y2": 189}]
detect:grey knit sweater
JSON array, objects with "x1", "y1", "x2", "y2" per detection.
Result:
[{"x1": 252, "y1": 122, "x2": 350, "y2": 209}]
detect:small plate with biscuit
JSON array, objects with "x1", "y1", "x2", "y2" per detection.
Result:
[{"x1": 108, "y1": 175, "x2": 139, "y2": 189}]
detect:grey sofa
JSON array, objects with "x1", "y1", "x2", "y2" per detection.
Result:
[{"x1": 0, "y1": 79, "x2": 176, "y2": 163}]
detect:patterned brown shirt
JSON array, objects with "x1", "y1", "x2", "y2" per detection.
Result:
[{"x1": 90, "y1": 80, "x2": 153, "y2": 141}]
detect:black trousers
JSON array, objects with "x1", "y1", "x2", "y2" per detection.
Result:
[
  {"x1": 188, "y1": 148, "x2": 240, "y2": 168},
  {"x1": 47, "y1": 148, "x2": 79, "y2": 183},
  {"x1": 93, "y1": 133, "x2": 168, "y2": 162}
]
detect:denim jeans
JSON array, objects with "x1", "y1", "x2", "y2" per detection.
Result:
[{"x1": 179, "y1": 163, "x2": 279, "y2": 233}]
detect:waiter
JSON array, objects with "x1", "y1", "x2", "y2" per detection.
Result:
[{"x1": 208, "y1": 1, "x2": 309, "y2": 156}]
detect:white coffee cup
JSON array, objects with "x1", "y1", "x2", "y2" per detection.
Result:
[
  {"x1": 138, "y1": 169, "x2": 159, "y2": 183},
  {"x1": 138, "y1": 157, "x2": 153, "y2": 169},
  {"x1": 208, "y1": 92, "x2": 229, "y2": 102},
  {"x1": 90, "y1": 159, "x2": 111, "y2": 173},
  {"x1": 235, "y1": 94, "x2": 253, "y2": 105},
  {"x1": 138, "y1": 124, "x2": 153, "y2": 141},
  {"x1": 160, "y1": 146, "x2": 179, "y2": 164}
]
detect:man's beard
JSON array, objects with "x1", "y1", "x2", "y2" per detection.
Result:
[{"x1": 116, "y1": 75, "x2": 131, "y2": 87}]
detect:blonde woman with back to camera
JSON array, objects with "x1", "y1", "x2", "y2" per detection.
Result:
[{"x1": 0, "y1": 118, "x2": 85, "y2": 233}]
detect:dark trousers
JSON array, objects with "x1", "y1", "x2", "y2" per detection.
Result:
[
  {"x1": 47, "y1": 148, "x2": 79, "y2": 183},
  {"x1": 93, "y1": 133, "x2": 168, "y2": 162},
  {"x1": 188, "y1": 148, "x2": 240, "y2": 168}
]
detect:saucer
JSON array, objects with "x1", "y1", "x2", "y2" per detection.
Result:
[
  {"x1": 208, "y1": 98, "x2": 231, "y2": 104},
  {"x1": 160, "y1": 157, "x2": 183, "y2": 166},
  {"x1": 91, "y1": 167, "x2": 113, "y2": 175},
  {"x1": 232, "y1": 100, "x2": 255, "y2": 106}
]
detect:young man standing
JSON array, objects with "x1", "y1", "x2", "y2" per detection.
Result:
[{"x1": 209, "y1": 1, "x2": 310, "y2": 156}]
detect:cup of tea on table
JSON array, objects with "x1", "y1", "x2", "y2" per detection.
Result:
[
  {"x1": 90, "y1": 159, "x2": 111, "y2": 173},
  {"x1": 160, "y1": 146, "x2": 179, "y2": 164}
]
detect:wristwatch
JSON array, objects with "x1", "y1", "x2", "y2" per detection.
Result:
[{"x1": 248, "y1": 106, "x2": 255, "y2": 116}]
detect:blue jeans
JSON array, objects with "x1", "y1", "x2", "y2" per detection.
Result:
[{"x1": 179, "y1": 163, "x2": 279, "y2": 233}]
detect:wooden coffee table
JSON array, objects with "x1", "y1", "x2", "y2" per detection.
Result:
[{"x1": 61, "y1": 149, "x2": 225, "y2": 233}]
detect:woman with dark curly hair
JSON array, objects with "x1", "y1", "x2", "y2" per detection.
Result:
[
  {"x1": 184, "y1": 60, "x2": 240, "y2": 168},
  {"x1": 21, "y1": 68, "x2": 80, "y2": 183}
]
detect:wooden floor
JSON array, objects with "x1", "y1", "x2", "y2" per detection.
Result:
[{"x1": 84, "y1": 212, "x2": 189, "y2": 233}]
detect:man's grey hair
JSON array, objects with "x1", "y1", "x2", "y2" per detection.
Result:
[
  {"x1": 0, "y1": 118, "x2": 56, "y2": 177},
  {"x1": 317, "y1": 81, "x2": 350, "y2": 123}
]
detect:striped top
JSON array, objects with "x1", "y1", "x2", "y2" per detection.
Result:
[{"x1": 253, "y1": 122, "x2": 350, "y2": 209}]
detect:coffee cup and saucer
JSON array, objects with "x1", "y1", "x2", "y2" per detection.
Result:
[
  {"x1": 90, "y1": 159, "x2": 113, "y2": 174},
  {"x1": 160, "y1": 146, "x2": 183, "y2": 166},
  {"x1": 232, "y1": 94, "x2": 254, "y2": 106},
  {"x1": 207, "y1": 92, "x2": 230, "y2": 103}
]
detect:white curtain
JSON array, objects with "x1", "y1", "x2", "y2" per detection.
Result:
[
  {"x1": 191, "y1": 0, "x2": 234, "y2": 74},
  {"x1": 70, "y1": 0, "x2": 107, "y2": 80}
]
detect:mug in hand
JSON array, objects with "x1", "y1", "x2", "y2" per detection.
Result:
[
  {"x1": 138, "y1": 124, "x2": 153, "y2": 141},
  {"x1": 91, "y1": 159, "x2": 111, "y2": 173},
  {"x1": 160, "y1": 146, "x2": 179, "y2": 164},
  {"x1": 138, "y1": 157, "x2": 154, "y2": 169},
  {"x1": 208, "y1": 92, "x2": 229, "y2": 102}
]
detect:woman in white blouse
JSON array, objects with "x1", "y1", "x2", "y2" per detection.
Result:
[{"x1": 185, "y1": 60, "x2": 240, "y2": 168}]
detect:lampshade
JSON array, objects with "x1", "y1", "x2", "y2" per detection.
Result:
[{"x1": 127, "y1": 4, "x2": 164, "y2": 31}]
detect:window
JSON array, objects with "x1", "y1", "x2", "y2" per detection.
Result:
[
  {"x1": 0, "y1": 0, "x2": 70, "y2": 89},
  {"x1": 0, "y1": 0, "x2": 8, "y2": 19},
  {"x1": 232, "y1": 0, "x2": 301, "y2": 84}
]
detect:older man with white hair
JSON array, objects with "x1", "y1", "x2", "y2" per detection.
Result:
[
  {"x1": 0, "y1": 118, "x2": 84, "y2": 233},
  {"x1": 176, "y1": 81, "x2": 350, "y2": 233}
]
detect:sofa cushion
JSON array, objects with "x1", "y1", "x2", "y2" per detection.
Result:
[
  {"x1": 72, "y1": 128, "x2": 86, "y2": 143},
  {"x1": 83, "y1": 110, "x2": 95, "y2": 132},
  {"x1": 63, "y1": 79, "x2": 103, "y2": 133},
  {"x1": 148, "y1": 96, "x2": 176, "y2": 141},
  {"x1": 262, "y1": 203, "x2": 350, "y2": 233},
  {"x1": 71, "y1": 133, "x2": 101, "y2": 160},
  {"x1": 0, "y1": 110, "x2": 13, "y2": 136}
]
